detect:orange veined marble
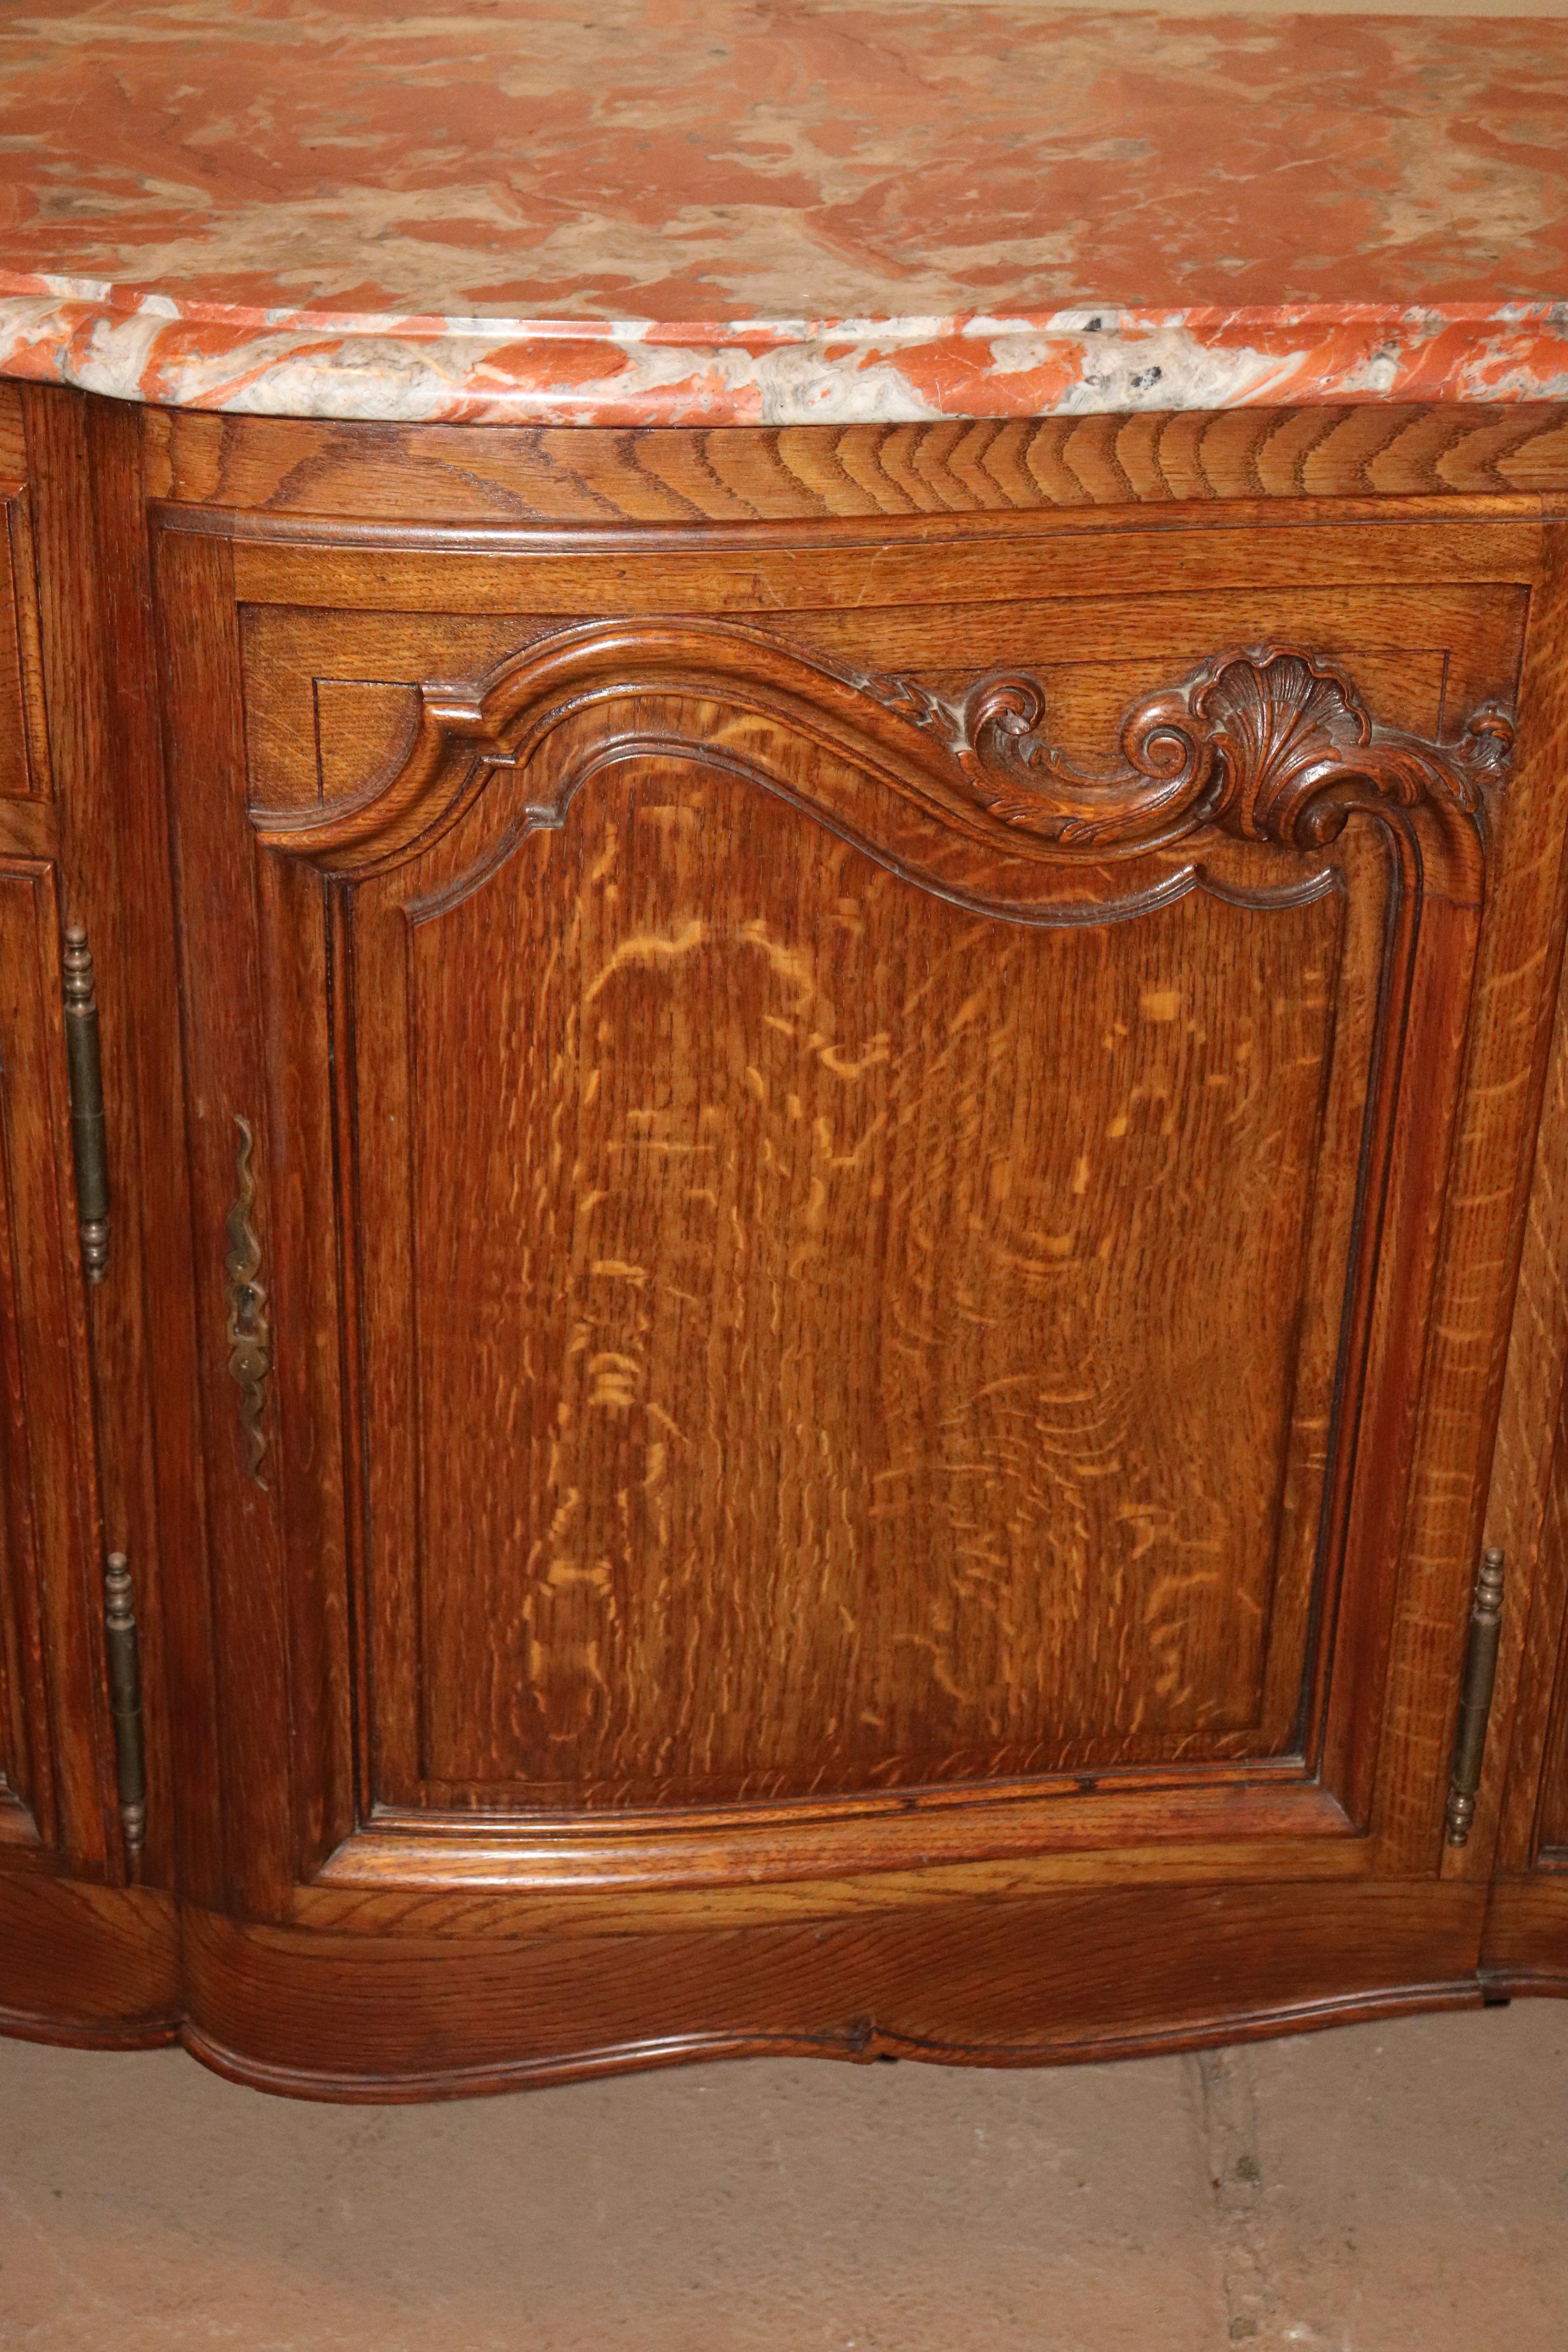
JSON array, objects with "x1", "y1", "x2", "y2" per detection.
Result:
[{"x1": 0, "y1": 0, "x2": 1564, "y2": 423}]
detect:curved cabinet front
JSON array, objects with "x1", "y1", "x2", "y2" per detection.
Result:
[{"x1": 142, "y1": 486, "x2": 1562, "y2": 2094}]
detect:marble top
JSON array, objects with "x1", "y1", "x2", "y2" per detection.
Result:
[{"x1": 1, "y1": 0, "x2": 1566, "y2": 425}]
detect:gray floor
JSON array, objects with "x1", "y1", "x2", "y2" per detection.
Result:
[{"x1": 1, "y1": 2002, "x2": 1565, "y2": 2348}]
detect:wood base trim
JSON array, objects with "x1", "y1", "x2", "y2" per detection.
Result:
[
  {"x1": 0, "y1": 1873, "x2": 180, "y2": 2040},
  {"x1": 178, "y1": 1980, "x2": 1487, "y2": 2106},
  {"x1": 0, "y1": 2004, "x2": 180, "y2": 2052},
  {"x1": 1480, "y1": 1876, "x2": 1568, "y2": 1987},
  {"x1": 174, "y1": 1880, "x2": 1490, "y2": 2103},
  {"x1": 0, "y1": 1870, "x2": 1514, "y2": 2099},
  {"x1": 1479, "y1": 1968, "x2": 1568, "y2": 2000}
]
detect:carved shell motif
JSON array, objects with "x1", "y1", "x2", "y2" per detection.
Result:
[{"x1": 855, "y1": 646, "x2": 1514, "y2": 853}]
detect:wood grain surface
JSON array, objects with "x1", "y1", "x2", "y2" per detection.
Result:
[
  {"x1": 0, "y1": 1871, "x2": 178, "y2": 2044},
  {"x1": 177, "y1": 1878, "x2": 1488, "y2": 2101},
  {"x1": 9, "y1": 386, "x2": 1568, "y2": 2091},
  {"x1": 155, "y1": 490, "x2": 1527, "y2": 1920},
  {"x1": 387, "y1": 785, "x2": 1340, "y2": 1804},
  {"x1": 0, "y1": 863, "x2": 108, "y2": 1868},
  {"x1": 142, "y1": 405, "x2": 1568, "y2": 526}
]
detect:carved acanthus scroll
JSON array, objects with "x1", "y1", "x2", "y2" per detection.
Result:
[
  {"x1": 851, "y1": 646, "x2": 1514, "y2": 851},
  {"x1": 250, "y1": 620, "x2": 1511, "y2": 890}
]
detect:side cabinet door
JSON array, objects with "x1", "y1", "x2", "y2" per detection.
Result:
[
  {"x1": 0, "y1": 463, "x2": 109, "y2": 1880},
  {"x1": 155, "y1": 505, "x2": 1554, "y2": 1977}
]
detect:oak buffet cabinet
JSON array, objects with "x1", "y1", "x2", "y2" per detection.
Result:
[{"x1": 5, "y1": 383, "x2": 1568, "y2": 2096}]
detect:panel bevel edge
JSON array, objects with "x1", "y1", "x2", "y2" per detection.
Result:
[
  {"x1": 304, "y1": 626, "x2": 1491, "y2": 1873},
  {"x1": 308, "y1": 1786, "x2": 1363, "y2": 1900}
]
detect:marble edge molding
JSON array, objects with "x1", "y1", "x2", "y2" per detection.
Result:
[{"x1": 2, "y1": 273, "x2": 1567, "y2": 425}]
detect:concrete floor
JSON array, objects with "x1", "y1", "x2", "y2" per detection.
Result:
[{"x1": 0, "y1": 2002, "x2": 1564, "y2": 2350}]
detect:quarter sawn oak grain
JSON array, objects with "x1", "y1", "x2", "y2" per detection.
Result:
[{"x1": 4, "y1": 390, "x2": 1568, "y2": 2096}]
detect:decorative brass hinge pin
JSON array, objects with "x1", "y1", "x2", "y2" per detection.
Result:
[
  {"x1": 62, "y1": 922, "x2": 109, "y2": 1281},
  {"x1": 1445, "y1": 1546, "x2": 1505, "y2": 1847},
  {"x1": 102, "y1": 1551, "x2": 145, "y2": 1862}
]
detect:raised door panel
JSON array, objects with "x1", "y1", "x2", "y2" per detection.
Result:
[
  {"x1": 0, "y1": 864, "x2": 108, "y2": 1867},
  {"x1": 155, "y1": 510, "x2": 1543, "y2": 1912},
  {"x1": 361, "y1": 764, "x2": 1363, "y2": 1813}
]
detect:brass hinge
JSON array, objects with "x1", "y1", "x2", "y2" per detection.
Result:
[
  {"x1": 62, "y1": 922, "x2": 109, "y2": 1281},
  {"x1": 103, "y1": 1552, "x2": 145, "y2": 1863},
  {"x1": 1445, "y1": 1546, "x2": 1505, "y2": 1847}
]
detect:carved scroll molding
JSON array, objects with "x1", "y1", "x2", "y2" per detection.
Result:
[
  {"x1": 857, "y1": 648, "x2": 1512, "y2": 851},
  {"x1": 249, "y1": 621, "x2": 1510, "y2": 898},
  {"x1": 224, "y1": 1116, "x2": 272, "y2": 1490}
]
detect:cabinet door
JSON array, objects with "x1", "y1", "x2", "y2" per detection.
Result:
[
  {"x1": 0, "y1": 862, "x2": 108, "y2": 1870},
  {"x1": 0, "y1": 385, "x2": 183, "y2": 2046},
  {"x1": 0, "y1": 400, "x2": 112, "y2": 1881},
  {"x1": 156, "y1": 505, "x2": 1553, "y2": 1945}
]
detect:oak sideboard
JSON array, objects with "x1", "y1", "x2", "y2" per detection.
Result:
[
  {"x1": 3, "y1": 385, "x2": 1568, "y2": 2094},
  {"x1": 5, "y1": 0, "x2": 1568, "y2": 2098}
]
